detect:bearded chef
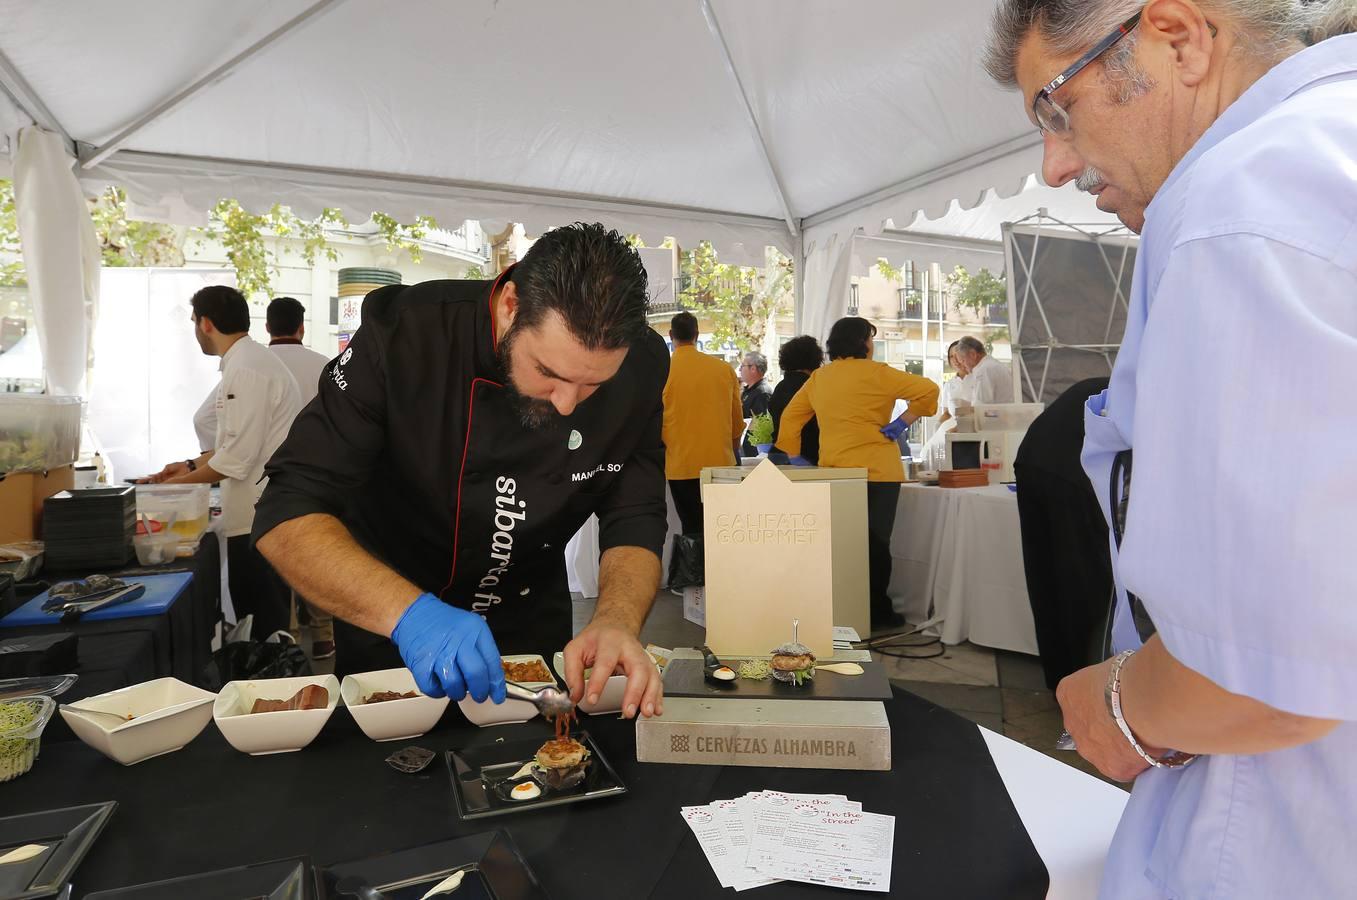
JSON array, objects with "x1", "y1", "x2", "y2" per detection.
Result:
[{"x1": 253, "y1": 223, "x2": 668, "y2": 719}]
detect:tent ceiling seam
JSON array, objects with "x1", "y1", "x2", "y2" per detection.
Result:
[
  {"x1": 0, "y1": 46, "x2": 71, "y2": 148},
  {"x1": 700, "y1": 0, "x2": 798, "y2": 238},
  {"x1": 78, "y1": 0, "x2": 349, "y2": 171}
]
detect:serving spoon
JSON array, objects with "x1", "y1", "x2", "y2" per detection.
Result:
[{"x1": 504, "y1": 681, "x2": 575, "y2": 718}]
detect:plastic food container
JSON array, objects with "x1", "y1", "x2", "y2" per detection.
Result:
[
  {"x1": 0, "y1": 694, "x2": 56, "y2": 782},
  {"x1": 135, "y1": 484, "x2": 209, "y2": 541},
  {"x1": 133, "y1": 529, "x2": 179, "y2": 565},
  {"x1": 0, "y1": 395, "x2": 81, "y2": 475}
]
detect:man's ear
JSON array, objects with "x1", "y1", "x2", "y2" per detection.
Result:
[
  {"x1": 297, "y1": 323, "x2": 305, "y2": 340},
  {"x1": 198, "y1": 316, "x2": 216, "y2": 335},
  {"x1": 498, "y1": 280, "x2": 519, "y2": 332},
  {"x1": 1142, "y1": 0, "x2": 1216, "y2": 87}
]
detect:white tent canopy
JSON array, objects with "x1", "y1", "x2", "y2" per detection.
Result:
[{"x1": 0, "y1": 0, "x2": 1113, "y2": 333}]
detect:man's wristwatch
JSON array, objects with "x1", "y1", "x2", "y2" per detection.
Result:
[
  {"x1": 1104, "y1": 650, "x2": 1198, "y2": 769},
  {"x1": 184, "y1": 458, "x2": 197, "y2": 472}
]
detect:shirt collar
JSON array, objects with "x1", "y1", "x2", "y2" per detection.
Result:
[
  {"x1": 268, "y1": 337, "x2": 303, "y2": 346},
  {"x1": 474, "y1": 265, "x2": 514, "y2": 382},
  {"x1": 1147, "y1": 35, "x2": 1357, "y2": 222},
  {"x1": 218, "y1": 335, "x2": 252, "y2": 372}
]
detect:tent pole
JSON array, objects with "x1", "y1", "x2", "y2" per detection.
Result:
[
  {"x1": 793, "y1": 230, "x2": 805, "y2": 332},
  {"x1": 79, "y1": 0, "x2": 348, "y2": 170},
  {"x1": 0, "y1": 48, "x2": 71, "y2": 150},
  {"x1": 699, "y1": 0, "x2": 798, "y2": 237}
]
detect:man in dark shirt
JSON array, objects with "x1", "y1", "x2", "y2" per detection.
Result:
[
  {"x1": 739, "y1": 351, "x2": 773, "y2": 457},
  {"x1": 1013, "y1": 377, "x2": 1112, "y2": 689},
  {"x1": 253, "y1": 224, "x2": 668, "y2": 719},
  {"x1": 767, "y1": 336, "x2": 823, "y2": 465}
]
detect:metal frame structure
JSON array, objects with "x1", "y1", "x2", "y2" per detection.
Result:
[{"x1": 1001, "y1": 211, "x2": 1138, "y2": 403}]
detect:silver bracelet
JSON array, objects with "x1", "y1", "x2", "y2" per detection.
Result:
[{"x1": 1105, "y1": 650, "x2": 1198, "y2": 769}]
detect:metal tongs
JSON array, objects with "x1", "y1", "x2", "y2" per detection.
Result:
[
  {"x1": 504, "y1": 681, "x2": 575, "y2": 718},
  {"x1": 41, "y1": 580, "x2": 145, "y2": 623}
]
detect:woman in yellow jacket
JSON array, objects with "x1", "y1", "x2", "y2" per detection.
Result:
[{"x1": 776, "y1": 316, "x2": 938, "y2": 631}]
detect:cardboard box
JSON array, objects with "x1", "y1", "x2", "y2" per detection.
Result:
[
  {"x1": 636, "y1": 696, "x2": 891, "y2": 771},
  {"x1": 0, "y1": 465, "x2": 75, "y2": 543},
  {"x1": 682, "y1": 585, "x2": 705, "y2": 627}
]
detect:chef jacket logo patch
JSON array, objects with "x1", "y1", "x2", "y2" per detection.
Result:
[
  {"x1": 339, "y1": 348, "x2": 353, "y2": 366},
  {"x1": 568, "y1": 430, "x2": 582, "y2": 450}
]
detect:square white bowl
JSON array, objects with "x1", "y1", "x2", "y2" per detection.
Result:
[
  {"x1": 59, "y1": 677, "x2": 217, "y2": 766},
  {"x1": 550, "y1": 652, "x2": 627, "y2": 716},
  {"x1": 212, "y1": 674, "x2": 339, "y2": 755},
  {"x1": 458, "y1": 654, "x2": 555, "y2": 727},
  {"x1": 340, "y1": 668, "x2": 449, "y2": 741}
]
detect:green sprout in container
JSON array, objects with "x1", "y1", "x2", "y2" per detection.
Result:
[{"x1": 746, "y1": 412, "x2": 775, "y2": 448}]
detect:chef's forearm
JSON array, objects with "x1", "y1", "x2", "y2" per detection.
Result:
[
  {"x1": 1120, "y1": 635, "x2": 1339, "y2": 755},
  {"x1": 590, "y1": 545, "x2": 661, "y2": 635},
  {"x1": 256, "y1": 513, "x2": 422, "y2": 637},
  {"x1": 165, "y1": 462, "x2": 223, "y2": 485}
]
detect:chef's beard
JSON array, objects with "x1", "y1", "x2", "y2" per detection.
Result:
[{"x1": 497, "y1": 323, "x2": 558, "y2": 430}]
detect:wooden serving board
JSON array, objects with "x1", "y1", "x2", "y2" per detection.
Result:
[{"x1": 661, "y1": 657, "x2": 893, "y2": 702}]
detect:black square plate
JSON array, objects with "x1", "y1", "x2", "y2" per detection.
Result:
[
  {"x1": 446, "y1": 730, "x2": 625, "y2": 820},
  {"x1": 0, "y1": 801, "x2": 116, "y2": 899},
  {"x1": 319, "y1": 831, "x2": 546, "y2": 899},
  {"x1": 84, "y1": 857, "x2": 314, "y2": 899}
]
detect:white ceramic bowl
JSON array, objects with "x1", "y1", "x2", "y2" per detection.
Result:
[
  {"x1": 340, "y1": 668, "x2": 449, "y2": 742},
  {"x1": 212, "y1": 674, "x2": 339, "y2": 755},
  {"x1": 550, "y1": 652, "x2": 628, "y2": 716},
  {"x1": 60, "y1": 677, "x2": 216, "y2": 766},
  {"x1": 458, "y1": 654, "x2": 554, "y2": 727}
]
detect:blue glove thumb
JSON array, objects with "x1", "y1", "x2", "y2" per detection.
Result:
[
  {"x1": 391, "y1": 593, "x2": 506, "y2": 704},
  {"x1": 789, "y1": 455, "x2": 813, "y2": 467}
]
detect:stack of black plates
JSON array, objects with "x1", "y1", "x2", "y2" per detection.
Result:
[{"x1": 42, "y1": 487, "x2": 135, "y2": 570}]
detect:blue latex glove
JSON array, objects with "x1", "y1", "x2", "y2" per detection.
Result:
[
  {"x1": 880, "y1": 417, "x2": 909, "y2": 441},
  {"x1": 391, "y1": 593, "x2": 506, "y2": 703},
  {"x1": 788, "y1": 455, "x2": 813, "y2": 467}
]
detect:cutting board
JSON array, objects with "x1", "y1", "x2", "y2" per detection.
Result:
[{"x1": 661, "y1": 657, "x2": 893, "y2": 701}]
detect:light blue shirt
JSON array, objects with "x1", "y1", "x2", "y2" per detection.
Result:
[{"x1": 1079, "y1": 35, "x2": 1357, "y2": 900}]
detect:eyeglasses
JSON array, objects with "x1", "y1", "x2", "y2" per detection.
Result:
[{"x1": 1032, "y1": 11, "x2": 1143, "y2": 137}]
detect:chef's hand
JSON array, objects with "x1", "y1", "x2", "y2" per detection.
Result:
[
  {"x1": 145, "y1": 461, "x2": 189, "y2": 484},
  {"x1": 788, "y1": 455, "x2": 813, "y2": 467},
  {"x1": 391, "y1": 594, "x2": 506, "y2": 703},
  {"x1": 879, "y1": 417, "x2": 909, "y2": 441},
  {"x1": 563, "y1": 622, "x2": 662, "y2": 719},
  {"x1": 1056, "y1": 657, "x2": 1154, "y2": 782}
]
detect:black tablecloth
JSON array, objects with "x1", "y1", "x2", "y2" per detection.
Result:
[{"x1": 4, "y1": 688, "x2": 1049, "y2": 899}]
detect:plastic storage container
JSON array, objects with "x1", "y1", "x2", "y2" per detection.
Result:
[
  {"x1": 133, "y1": 529, "x2": 179, "y2": 565},
  {"x1": 0, "y1": 395, "x2": 81, "y2": 475},
  {"x1": 136, "y1": 484, "x2": 210, "y2": 541},
  {"x1": 0, "y1": 694, "x2": 56, "y2": 782}
]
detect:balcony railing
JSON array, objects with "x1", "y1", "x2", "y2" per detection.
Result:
[{"x1": 985, "y1": 304, "x2": 1009, "y2": 325}]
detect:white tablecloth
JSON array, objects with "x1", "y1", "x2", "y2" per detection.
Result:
[
  {"x1": 982, "y1": 727, "x2": 1130, "y2": 898},
  {"x1": 888, "y1": 483, "x2": 1038, "y2": 654}
]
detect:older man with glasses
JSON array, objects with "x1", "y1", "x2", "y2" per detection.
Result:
[
  {"x1": 738, "y1": 351, "x2": 773, "y2": 457},
  {"x1": 986, "y1": 2, "x2": 1355, "y2": 898}
]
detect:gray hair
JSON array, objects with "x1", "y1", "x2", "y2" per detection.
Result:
[
  {"x1": 983, "y1": 1, "x2": 1348, "y2": 87},
  {"x1": 957, "y1": 336, "x2": 987, "y2": 358},
  {"x1": 742, "y1": 351, "x2": 768, "y2": 375}
]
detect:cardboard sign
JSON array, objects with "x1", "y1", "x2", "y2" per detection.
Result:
[{"x1": 703, "y1": 460, "x2": 834, "y2": 659}]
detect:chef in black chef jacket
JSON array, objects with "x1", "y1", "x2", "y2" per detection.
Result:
[{"x1": 253, "y1": 224, "x2": 668, "y2": 718}]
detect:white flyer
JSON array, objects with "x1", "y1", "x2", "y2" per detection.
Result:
[
  {"x1": 740, "y1": 791, "x2": 861, "y2": 872},
  {"x1": 680, "y1": 801, "x2": 780, "y2": 891},
  {"x1": 751, "y1": 806, "x2": 896, "y2": 892}
]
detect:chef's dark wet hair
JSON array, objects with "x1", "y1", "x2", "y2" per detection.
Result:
[
  {"x1": 825, "y1": 317, "x2": 876, "y2": 360},
  {"x1": 778, "y1": 335, "x2": 824, "y2": 372},
  {"x1": 509, "y1": 222, "x2": 649, "y2": 350},
  {"x1": 191, "y1": 284, "x2": 250, "y2": 334},
  {"x1": 266, "y1": 297, "x2": 305, "y2": 336}
]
